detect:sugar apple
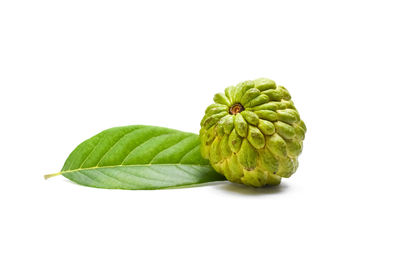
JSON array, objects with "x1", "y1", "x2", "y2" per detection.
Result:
[{"x1": 200, "y1": 78, "x2": 306, "y2": 187}]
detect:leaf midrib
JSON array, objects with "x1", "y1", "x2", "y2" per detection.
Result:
[{"x1": 59, "y1": 163, "x2": 213, "y2": 175}]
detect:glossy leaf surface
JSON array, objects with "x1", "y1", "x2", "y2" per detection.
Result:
[{"x1": 47, "y1": 125, "x2": 225, "y2": 189}]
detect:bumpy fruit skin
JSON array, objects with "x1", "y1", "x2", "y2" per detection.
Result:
[{"x1": 199, "y1": 78, "x2": 306, "y2": 187}]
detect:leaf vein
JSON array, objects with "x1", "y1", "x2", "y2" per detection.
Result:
[
  {"x1": 76, "y1": 171, "x2": 104, "y2": 187},
  {"x1": 93, "y1": 169, "x2": 139, "y2": 187},
  {"x1": 149, "y1": 134, "x2": 193, "y2": 164},
  {"x1": 175, "y1": 165, "x2": 198, "y2": 177},
  {"x1": 114, "y1": 167, "x2": 169, "y2": 183},
  {"x1": 120, "y1": 133, "x2": 176, "y2": 165},
  {"x1": 149, "y1": 165, "x2": 194, "y2": 182},
  {"x1": 178, "y1": 144, "x2": 200, "y2": 164},
  {"x1": 78, "y1": 138, "x2": 101, "y2": 169},
  {"x1": 96, "y1": 128, "x2": 141, "y2": 166}
]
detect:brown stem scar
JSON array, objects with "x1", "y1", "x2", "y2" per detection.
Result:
[{"x1": 229, "y1": 103, "x2": 244, "y2": 115}]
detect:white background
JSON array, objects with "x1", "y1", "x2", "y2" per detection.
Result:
[{"x1": 1, "y1": 0, "x2": 399, "y2": 266}]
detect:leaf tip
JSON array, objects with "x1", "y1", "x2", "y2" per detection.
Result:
[{"x1": 44, "y1": 172, "x2": 61, "y2": 179}]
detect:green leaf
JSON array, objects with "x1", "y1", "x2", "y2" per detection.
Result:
[{"x1": 45, "y1": 125, "x2": 226, "y2": 189}]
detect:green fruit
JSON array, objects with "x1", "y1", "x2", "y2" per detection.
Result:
[{"x1": 199, "y1": 78, "x2": 306, "y2": 187}]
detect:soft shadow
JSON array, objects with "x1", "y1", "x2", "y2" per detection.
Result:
[{"x1": 214, "y1": 182, "x2": 290, "y2": 195}]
